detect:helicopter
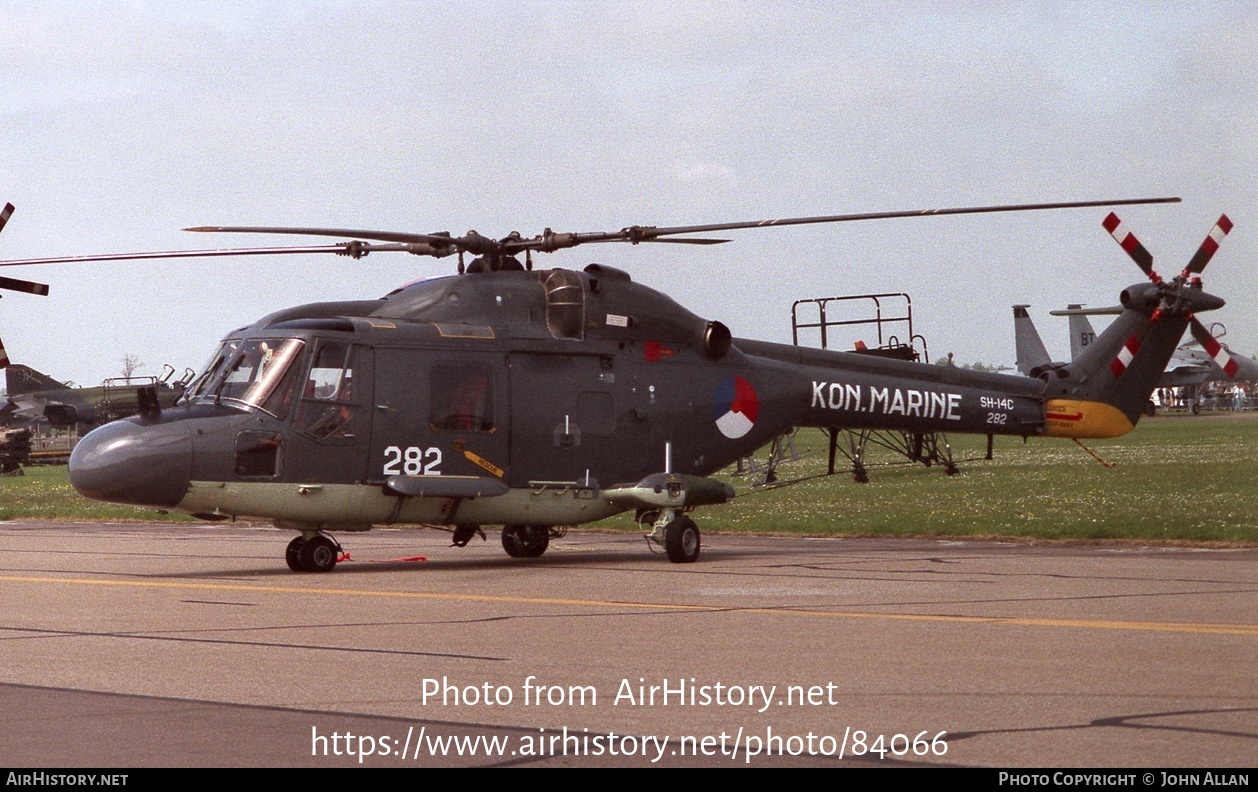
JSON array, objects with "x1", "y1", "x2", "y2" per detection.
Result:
[{"x1": 0, "y1": 197, "x2": 1231, "y2": 571}]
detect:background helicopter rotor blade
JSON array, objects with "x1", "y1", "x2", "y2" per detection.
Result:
[
  {"x1": 0, "y1": 203, "x2": 50, "y2": 296},
  {"x1": 0, "y1": 275, "x2": 50, "y2": 297}
]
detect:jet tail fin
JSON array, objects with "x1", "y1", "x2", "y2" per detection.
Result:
[
  {"x1": 1012, "y1": 305, "x2": 1053, "y2": 376},
  {"x1": 5, "y1": 364, "x2": 69, "y2": 396},
  {"x1": 1065, "y1": 305, "x2": 1098, "y2": 361}
]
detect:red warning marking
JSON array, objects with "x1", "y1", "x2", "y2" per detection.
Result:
[
  {"x1": 1110, "y1": 334, "x2": 1141, "y2": 378},
  {"x1": 644, "y1": 341, "x2": 676, "y2": 362},
  {"x1": 1046, "y1": 411, "x2": 1084, "y2": 422}
]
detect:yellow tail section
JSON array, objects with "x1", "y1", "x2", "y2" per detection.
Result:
[{"x1": 1043, "y1": 399, "x2": 1135, "y2": 439}]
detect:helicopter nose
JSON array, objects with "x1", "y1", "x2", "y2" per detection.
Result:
[{"x1": 69, "y1": 419, "x2": 192, "y2": 508}]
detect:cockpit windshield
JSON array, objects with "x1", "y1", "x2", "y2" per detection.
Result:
[
  {"x1": 190, "y1": 338, "x2": 305, "y2": 417},
  {"x1": 182, "y1": 340, "x2": 241, "y2": 402}
]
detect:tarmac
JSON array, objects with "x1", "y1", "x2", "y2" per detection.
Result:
[{"x1": 0, "y1": 520, "x2": 1254, "y2": 767}]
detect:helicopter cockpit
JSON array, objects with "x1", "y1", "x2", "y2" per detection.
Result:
[{"x1": 181, "y1": 338, "x2": 306, "y2": 419}]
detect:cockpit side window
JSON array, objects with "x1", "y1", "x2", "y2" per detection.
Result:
[{"x1": 296, "y1": 340, "x2": 358, "y2": 441}]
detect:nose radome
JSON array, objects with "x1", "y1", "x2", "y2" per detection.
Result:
[{"x1": 69, "y1": 419, "x2": 192, "y2": 508}]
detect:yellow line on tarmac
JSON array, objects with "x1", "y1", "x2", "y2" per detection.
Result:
[{"x1": 2, "y1": 574, "x2": 1255, "y2": 636}]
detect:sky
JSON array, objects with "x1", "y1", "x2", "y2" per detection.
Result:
[{"x1": 1, "y1": 1, "x2": 1254, "y2": 387}]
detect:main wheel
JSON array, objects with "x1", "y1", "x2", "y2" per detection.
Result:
[
  {"x1": 501, "y1": 525, "x2": 549, "y2": 558},
  {"x1": 664, "y1": 515, "x2": 700, "y2": 563},
  {"x1": 298, "y1": 535, "x2": 338, "y2": 572},
  {"x1": 285, "y1": 536, "x2": 307, "y2": 571}
]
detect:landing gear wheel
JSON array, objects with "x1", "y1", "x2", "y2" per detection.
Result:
[
  {"x1": 1146, "y1": 399, "x2": 1157, "y2": 417},
  {"x1": 501, "y1": 525, "x2": 549, "y2": 558},
  {"x1": 664, "y1": 515, "x2": 700, "y2": 564},
  {"x1": 298, "y1": 535, "x2": 338, "y2": 573},
  {"x1": 285, "y1": 536, "x2": 307, "y2": 572}
]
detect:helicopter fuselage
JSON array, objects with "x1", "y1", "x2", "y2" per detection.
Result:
[{"x1": 68, "y1": 265, "x2": 1064, "y2": 536}]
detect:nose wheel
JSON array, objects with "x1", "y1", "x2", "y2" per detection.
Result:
[{"x1": 285, "y1": 534, "x2": 341, "y2": 572}]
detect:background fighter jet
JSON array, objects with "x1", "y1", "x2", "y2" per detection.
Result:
[{"x1": 3, "y1": 364, "x2": 190, "y2": 429}]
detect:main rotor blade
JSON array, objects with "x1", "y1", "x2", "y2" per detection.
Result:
[
  {"x1": 643, "y1": 237, "x2": 730, "y2": 245},
  {"x1": 0, "y1": 195, "x2": 1182, "y2": 268},
  {"x1": 186, "y1": 225, "x2": 456, "y2": 246},
  {"x1": 0, "y1": 203, "x2": 13, "y2": 235},
  {"x1": 638, "y1": 197, "x2": 1182, "y2": 241},
  {"x1": 0, "y1": 243, "x2": 416, "y2": 267}
]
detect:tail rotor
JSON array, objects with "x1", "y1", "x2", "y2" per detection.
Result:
[
  {"x1": 1103, "y1": 212, "x2": 1230, "y2": 319},
  {"x1": 1100, "y1": 212, "x2": 1232, "y2": 377}
]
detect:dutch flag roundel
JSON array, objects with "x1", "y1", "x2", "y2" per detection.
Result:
[{"x1": 713, "y1": 375, "x2": 760, "y2": 439}]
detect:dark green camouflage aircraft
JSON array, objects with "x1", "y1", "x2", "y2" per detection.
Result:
[
  {"x1": 0, "y1": 197, "x2": 1229, "y2": 572},
  {"x1": 3, "y1": 364, "x2": 189, "y2": 429}
]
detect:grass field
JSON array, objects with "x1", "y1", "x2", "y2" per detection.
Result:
[
  {"x1": 2, "y1": 414, "x2": 1255, "y2": 543},
  {"x1": 695, "y1": 413, "x2": 1258, "y2": 543}
]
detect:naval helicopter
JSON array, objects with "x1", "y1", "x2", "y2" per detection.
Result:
[{"x1": 0, "y1": 197, "x2": 1231, "y2": 571}]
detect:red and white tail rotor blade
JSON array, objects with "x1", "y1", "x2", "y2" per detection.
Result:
[
  {"x1": 1102, "y1": 212, "x2": 1159, "y2": 282},
  {"x1": 1182, "y1": 214, "x2": 1232, "y2": 276},
  {"x1": 1189, "y1": 317, "x2": 1240, "y2": 378}
]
